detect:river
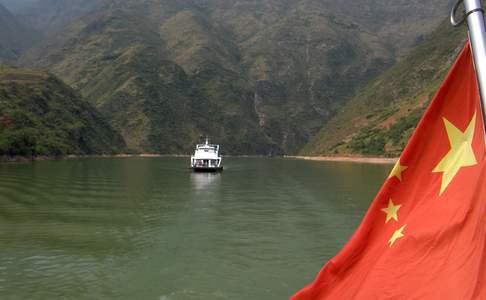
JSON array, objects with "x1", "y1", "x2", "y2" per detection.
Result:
[{"x1": 0, "y1": 157, "x2": 390, "y2": 300}]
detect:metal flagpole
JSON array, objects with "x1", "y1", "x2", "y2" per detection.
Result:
[{"x1": 451, "y1": 0, "x2": 486, "y2": 133}]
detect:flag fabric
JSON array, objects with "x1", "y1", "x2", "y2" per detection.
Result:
[{"x1": 292, "y1": 42, "x2": 486, "y2": 299}]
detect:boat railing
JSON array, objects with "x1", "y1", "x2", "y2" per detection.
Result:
[{"x1": 195, "y1": 144, "x2": 219, "y2": 152}]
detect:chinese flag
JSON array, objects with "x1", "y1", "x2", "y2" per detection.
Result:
[{"x1": 292, "y1": 42, "x2": 486, "y2": 299}]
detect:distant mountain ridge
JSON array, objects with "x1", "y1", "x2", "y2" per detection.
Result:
[
  {"x1": 0, "y1": 0, "x2": 36, "y2": 12},
  {"x1": 14, "y1": 0, "x2": 105, "y2": 34},
  {"x1": 0, "y1": 3, "x2": 39, "y2": 64}
]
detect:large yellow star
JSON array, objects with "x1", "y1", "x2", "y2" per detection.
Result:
[
  {"x1": 433, "y1": 113, "x2": 477, "y2": 195},
  {"x1": 388, "y1": 160, "x2": 408, "y2": 181},
  {"x1": 388, "y1": 224, "x2": 406, "y2": 247},
  {"x1": 381, "y1": 199, "x2": 401, "y2": 223}
]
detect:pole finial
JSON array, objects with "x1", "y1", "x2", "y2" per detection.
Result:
[
  {"x1": 451, "y1": 0, "x2": 466, "y2": 27},
  {"x1": 451, "y1": 0, "x2": 485, "y2": 27}
]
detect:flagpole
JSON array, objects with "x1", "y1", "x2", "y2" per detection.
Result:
[{"x1": 452, "y1": 0, "x2": 486, "y2": 133}]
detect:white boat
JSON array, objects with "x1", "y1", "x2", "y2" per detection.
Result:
[{"x1": 190, "y1": 138, "x2": 223, "y2": 172}]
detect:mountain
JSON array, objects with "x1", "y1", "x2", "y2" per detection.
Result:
[
  {"x1": 0, "y1": 66, "x2": 126, "y2": 157},
  {"x1": 20, "y1": 0, "x2": 451, "y2": 154},
  {"x1": 300, "y1": 18, "x2": 467, "y2": 157},
  {"x1": 0, "y1": 3, "x2": 39, "y2": 64}
]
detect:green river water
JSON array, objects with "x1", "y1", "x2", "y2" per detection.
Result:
[{"x1": 0, "y1": 157, "x2": 391, "y2": 300}]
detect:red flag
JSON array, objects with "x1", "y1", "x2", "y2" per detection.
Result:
[{"x1": 292, "y1": 42, "x2": 486, "y2": 299}]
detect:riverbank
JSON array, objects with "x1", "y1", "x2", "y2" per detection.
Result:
[
  {"x1": 0, "y1": 155, "x2": 59, "y2": 163},
  {"x1": 109, "y1": 154, "x2": 189, "y2": 158},
  {"x1": 288, "y1": 155, "x2": 397, "y2": 164},
  {"x1": 1, "y1": 153, "x2": 398, "y2": 165},
  {"x1": 0, "y1": 153, "x2": 190, "y2": 163}
]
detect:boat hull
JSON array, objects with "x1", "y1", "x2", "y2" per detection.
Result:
[{"x1": 192, "y1": 166, "x2": 223, "y2": 173}]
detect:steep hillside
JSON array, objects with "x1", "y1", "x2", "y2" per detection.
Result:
[
  {"x1": 20, "y1": 0, "x2": 451, "y2": 154},
  {"x1": 301, "y1": 19, "x2": 467, "y2": 157},
  {"x1": 321, "y1": 0, "x2": 456, "y2": 55},
  {"x1": 0, "y1": 66, "x2": 125, "y2": 157},
  {"x1": 0, "y1": 3, "x2": 39, "y2": 64}
]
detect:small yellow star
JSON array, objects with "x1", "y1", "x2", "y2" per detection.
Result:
[
  {"x1": 388, "y1": 160, "x2": 408, "y2": 181},
  {"x1": 433, "y1": 112, "x2": 477, "y2": 195},
  {"x1": 380, "y1": 199, "x2": 401, "y2": 223},
  {"x1": 389, "y1": 225, "x2": 406, "y2": 247}
]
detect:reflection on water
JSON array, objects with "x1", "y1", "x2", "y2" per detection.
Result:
[
  {"x1": 0, "y1": 157, "x2": 391, "y2": 300},
  {"x1": 190, "y1": 173, "x2": 221, "y2": 190}
]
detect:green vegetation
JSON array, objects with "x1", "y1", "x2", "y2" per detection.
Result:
[
  {"x1": 0, "y1": 66, "x2": 125, "y2": 158},
  {"x1": 301, "y1": 18, "x2": 468, "y2": 157}
]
